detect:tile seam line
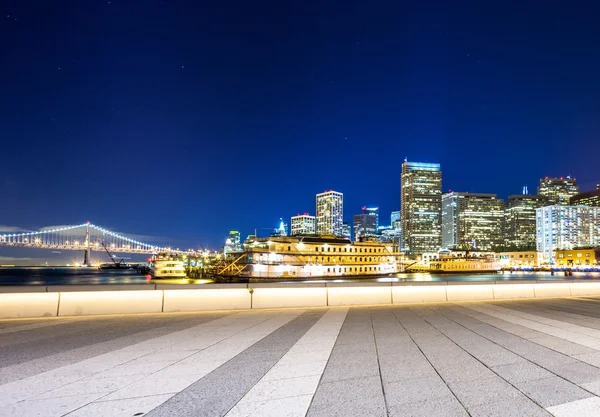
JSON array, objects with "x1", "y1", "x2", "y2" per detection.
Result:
[
  {"x1": 304, "y1": 307, "x2": 347, "y2": 417},
  {"x1": 369, "y1": 307, "x2": 391, "y2": 417},
  {"x1": 18, "y1": 311, "x2": 279, "y2": 405},
  {"x1": 216, "y1": 309, "x2": 329, "y2": 417},
  {"x1": 463, "y1": 304, "x2": 600, "y2": 360},
  {"x1": 414, "y1": 305, "x2": 557, "y2": 412},
  {"x1": 390, "y1": 307, "x2": 472, "y2": 417},
  {"x1": 433, "y1": 304, "x2": 600, "y2": 400}
]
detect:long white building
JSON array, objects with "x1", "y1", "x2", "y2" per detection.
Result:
[{"x1": 536, "y1": 205, "x2": 600, "y2": 262}]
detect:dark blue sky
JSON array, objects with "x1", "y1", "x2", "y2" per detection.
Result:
[{"x1": 1, "y1": 0, "x2": 599, "y2": 249}]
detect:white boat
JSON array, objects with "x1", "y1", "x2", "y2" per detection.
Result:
[{"x1": 149, "y1": 254, "x2": 187, "y2": 278}]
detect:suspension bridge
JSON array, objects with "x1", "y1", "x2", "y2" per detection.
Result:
[{"x1": 0, "y1": 222, "x2": 193, "y2": 262}]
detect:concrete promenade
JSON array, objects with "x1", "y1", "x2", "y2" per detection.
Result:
[{"x1": 2, "y1": 298, "x2": 600, "y2": 416}]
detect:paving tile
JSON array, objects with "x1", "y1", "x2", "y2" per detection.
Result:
[
  {"x1": 35, "y1": 374, "x2": 148, "y2": 399},
  {"x1": 467, "y1": 396, "x2": 552, "y2": 417},
  {"x1": 384, "y1": 376, "x2": 453, "y2": 406},
  {"x1": 387, "y1": 395, "x2": 469, "y2": 417},
  {"x1": 99, "y1": 373, "x2": 201, "y2": 401},
  {"x1": 66, "y1": 394, "x2": 174, "y2": 417},
  {"x1": 0, "y1": 393, "x2": 101, "y2": 417},
  {"x1": 277, "y1": 349, "x2": 332, "y2": 364},
  {"x1": 239, "y1": 375, "x2": 321, "y2": 403},
  {"x1": 435, "y1": 362, "x2": 496, "y2": 383},
  {"x1": 547, "y1": 396, "x2": 600, "y2": 417},
  {"x1": 574, "y1": 351, "x2": 600, "y2": 367},
  {"x1": 491, "y1": 361, "x2": 553, "y2": 383},
  {"x1": 379, "y1": 356, "x2": 437, "y2": 383},
  {"x1": 447, "y1": 376, "x2": 525, "y2": 409},
  {"x1": 226, "y1": 395, "x2": 313, "y2": 417},
  {"x1": 549, "y1": 361, "x2": 600, "y2": 384},
  {"x1": 320, "y1": 355, "x2": 380, "y2": 382},
  {"x1": 307, "y1": 376, "x2": 386, "y2": 417},
  {"x1": 581, "y1": 379, "x2": 600, "y2": 396},
  {"x1": 529, "y1": 335, "x2": 599, "y2": 356},
  {"x1": 261, "y1": 360, "x2": 328, "y2": 381},
  {"x1": 92, "y1": 360, "x2": 177, "y2": 378},
  {"x1": 513, "y1": 376, "x2": 593, "y2": 407}
]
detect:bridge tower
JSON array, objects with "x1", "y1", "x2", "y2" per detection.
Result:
[{"x1": 84, "y1": 223, "x2": 91, "y2": 266}]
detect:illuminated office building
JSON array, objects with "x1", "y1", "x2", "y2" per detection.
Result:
[
  {"x1": 342, "y1": 222, "x2": 351, "y2": 240},
  {"x1": 401, "y1": 162, "x2": 442, "y2": 255},
  {"x1": 224, "y1": 230, "x2": 242, "y2": 254},
  {"x1": 505, "y1": 194, "x2": 547, "y2": 249},
  {"x1": 290, "y1": 214, "x2": 316, "y2": 236},
  {"x1": 570, "y1": 184, "x2": 600, "y2": 207},
  {"x1": 391, "y1": 211, "x2": 400, "y2": 230},
  {"x1": 441, "y1": 192, "x2": 505, "y2": 250},
  {"x1": 353, "y1": 207, "x2": 378, "y2": 241},
  {"x1": 538, "y1": 177, "x2": 579, "y2": 206},
  {"x1": 316, "y1": 190, "x2": 343, "y2": 236},
  {"x1": 536, "y1": 205, "x2": 600, "y2": 261}
]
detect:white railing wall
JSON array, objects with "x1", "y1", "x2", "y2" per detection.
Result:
[{"x1": 1, "y1": 280, "x2": 600, "y2": 319}]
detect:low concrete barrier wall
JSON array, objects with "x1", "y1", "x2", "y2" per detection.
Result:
[
  {"x1": 533, "y1": 282, "x2": 571, "y2": 298},
  {"x1": 328, "y1": 283, "x2": 392, "y2": 306},
  {"x1": 163, "y1": 285, "x2": 251, "y2": 312},
  {"x1": 252, "y1": 284, "x2": 327, "y2": 309},
  {"x1": 446, "y1": 283, "x2": 495, "y2": 302},
  {"x1": 58, "y1": 290, "x2": 163, "y2": 316},
  {"x1": 0, "y1": 292, "x2": 59, "y2": 318},
  {"x1": 2, "y1": 280, "x2": 600, "y2": 318},
  {"x1": 492, "y1": 283, "x2": 536, "y2": 300},
  {"x1": 392, "y1": 284, "x2": 448, "y2": 304}
]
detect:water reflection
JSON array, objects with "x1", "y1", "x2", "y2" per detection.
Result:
[{"x1": 1, "y1": 267, "x2": 599, "y2": 286}]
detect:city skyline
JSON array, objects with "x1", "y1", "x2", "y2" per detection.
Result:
[
  {"x1": 2, "y1": 1, "x2": 600, "y2": 248},
  {"x1": 2, "y1": 169, "x2": 599, "y2": 250}
]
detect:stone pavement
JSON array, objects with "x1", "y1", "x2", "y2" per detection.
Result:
[{"x1": 2, "y1": 298, "x2": 600, "y2": 416}]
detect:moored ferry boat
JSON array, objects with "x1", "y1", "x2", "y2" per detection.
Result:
[
  {"x1": 427, "y1": 249, "x2": 500, "y2": 273},
  {"x1": 217, "y1": 235, "x2": 402, "y2": 279},
  {"x1": 149, "y1": 253, "x2": 187, "y2": 278}
]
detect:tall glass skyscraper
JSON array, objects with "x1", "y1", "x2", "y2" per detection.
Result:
[
  {"x1": 401, "y1": 162, "x2": 442, "y2": 255},
  {"x1": 505, "y1": 194, "x2": 547, "y2": 249},
  {"x1": 441, "y1": 192, "x2": 505, "y2": 250},
  {"x1": 316, "y1": 190, "x2": 343, "y2": 236}
]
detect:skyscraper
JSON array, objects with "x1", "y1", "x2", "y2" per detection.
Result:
[
  {"x1": 353, "y1": 207, "x2": 378, "y2": 241},
  {"x1": 536, "y1": 205, "x2": 600, "y2": 261},
  {"x1": 537, "y1": 177, "x2": 579, "y2": 206},
  {"x1": 316, "y1": 190, "x2": 343, "y2": 236},
  {"x1": 224, "y1": 230, "x2": 242, "y2": 254},
  {"x1": 570, "y1": 184, "x2": 600, "y2": 207},
  {"x1": 401, "y1": 162, "x2": 442, "y2": 255},
  {"x1": 390, "y1": 211, "x2": 400, "y2": 230},
  {"x1": 342, "y1": 222, "x2": 351, "y2": 240},
  {"x1": 505, "y1": 194, "x2": 547, "y2": 249},
  {"x1": 290, "y1": 214, "x2": 316, "y2": 235},
  {"x1": 441, "y1": 192, "x2": 505, "y2": 250}
]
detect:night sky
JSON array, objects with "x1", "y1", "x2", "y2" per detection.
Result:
[{"x1": 2, "y1": 0, "x2": 600, "y2": 250}]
